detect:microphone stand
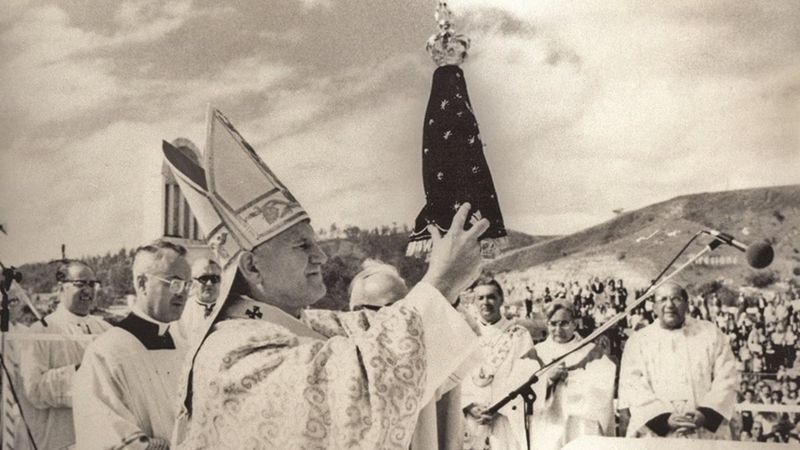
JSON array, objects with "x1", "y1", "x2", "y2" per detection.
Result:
[
  {"x1": 486, "y1": 231, "x2": 721, "y2": 417},
  {"x1": 1, "y1": 264, "x2": 40, "y2": 450}
]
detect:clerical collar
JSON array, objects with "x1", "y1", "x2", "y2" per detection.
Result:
[
  {"x1": 130, "y1": 305, "x2": 170, "y2": 336},
  {"x1": 116, "y1": 313, "x2": 176, "y2": 350},
  {"x1": 194, "y1": 298, "x2": 216, "y2": 308},
  {"x1": 479, "y1": 316, "x2": 508, "y2": 328},
  {"x1": 56, "y1": 304, "x2": 90, "y2": 321}
]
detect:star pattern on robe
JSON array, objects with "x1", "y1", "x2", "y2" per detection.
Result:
[{"x1": 409, "y1": 65, "x2": 507, "y2": 255}]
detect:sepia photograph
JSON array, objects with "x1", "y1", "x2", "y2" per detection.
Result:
[{"x1": 0, "y1": 0, "x2": 798, "y2": 448}]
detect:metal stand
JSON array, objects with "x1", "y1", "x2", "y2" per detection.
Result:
[{"x1": 1, "y1": 265, "x2": 39, "y2": 450}]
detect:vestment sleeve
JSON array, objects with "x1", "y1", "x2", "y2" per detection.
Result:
[
  {"x1": 372, "y1": 281, "x2": 478, "y2": 406},
  {"x1": 73, "y1": 345, "x2": 150, "y2": 450},
  {"x1": 19, "y1": 328, "x2": 76, "y2": 408},
  {"x1": 697, "y1": 328, "x2": 738, "y2": 421}
]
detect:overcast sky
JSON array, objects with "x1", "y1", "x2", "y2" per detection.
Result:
[{"x1": 1, "y1": 0, "x2": 798, "y2": 264}]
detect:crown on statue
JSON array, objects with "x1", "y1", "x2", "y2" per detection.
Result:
[{"x1": 426, "y1": 1, "x2": 470, "y2": 66}]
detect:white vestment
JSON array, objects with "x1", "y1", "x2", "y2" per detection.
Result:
[
  {"x1": 18, "y1": 305, "x2": 110, "y2": 450},
  {"x1": 461, "y1": 317, "x2": 539, "y2": 450},
  {"x1": 529, "y1": 334, "x2": 616, "y2": 450},
  {"x1": 619, "y1": 317, "x2": 738, "y2": 439},
  {"x1": 174, "y1": 282, "x2": 477, "y2": 449},
  {"x1": 300, "y1": 307, "x2": 472, "y2": 450},
  {"x1": 175, "y1": 297, "x2": 216, "y2": 347},
  {"x1": 73, "y1": 312, "x2": 189, "y2": 450}
]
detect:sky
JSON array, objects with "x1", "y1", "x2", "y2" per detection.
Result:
[{"x1": 0, "y1": 0, "x2": 798, "y2": 265}]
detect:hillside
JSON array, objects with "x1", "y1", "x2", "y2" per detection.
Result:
[{"x1": 488, "y1": 184, "x2": 800, "y2": 289}]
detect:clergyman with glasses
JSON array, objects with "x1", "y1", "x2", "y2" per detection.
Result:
[
  {"x1": 528, "y1": 300, "x2": 616, "y2": 450},
  {"x1": 19, "y1": 260, "x2": 111, "y2": 450},
  {"x1": 175, "y1": 258, "x2": 222, "y2": 346},
  {"x1": 73, "y1": 240, "x2": 191, "y2": 449},
  {"x1": 619, "y1": 281, "x2": 738, "y2": 440}
]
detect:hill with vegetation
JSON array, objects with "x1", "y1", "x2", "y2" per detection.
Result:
[
  {"x1": 11, "y1": 225, "x2": 544, "y2": 315},
  {"x1": 487, "y1": 184, "x2": 800, "y2": 290}
]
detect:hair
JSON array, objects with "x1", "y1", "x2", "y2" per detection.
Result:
[
  {"x1": 55, "y1": 260, "x2": 93, "y2": 283},
  {"x1": 545, "y1": 299, "x2": 577, "y2": 320},
  {"x1": 132, "y1": 240, "x2": 188, "y2": 280},
  {"x1": 471, "y1": 276, "x2": 504, "y2": 301},
  {"x1": 191, "y1": 257, "x2": 221, "y2": 277}
]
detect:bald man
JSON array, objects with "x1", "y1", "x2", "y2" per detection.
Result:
[
  {"x1": 74, "y1": 240, "x2": 192, "y2": 449},
  {"x1": 349, "y1": 259, "x2": 408, "y2": 311},
  {"x1": 176, "y1": 258, "x2": 222, "y2": 345},
  {"x1": 619, "y1": 281, "x2": 738, "y2": 440}
]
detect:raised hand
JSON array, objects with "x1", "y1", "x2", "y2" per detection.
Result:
[{"x1": 421, "y1": 203, "x2": 490, "y2": 302}]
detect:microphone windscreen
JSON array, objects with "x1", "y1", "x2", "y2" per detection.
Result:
[{"x1": 746, "y1": 241, "x2": 774, "y2": 269}]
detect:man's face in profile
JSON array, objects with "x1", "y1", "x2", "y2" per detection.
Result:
[{"x1": 250, "y1": 222, "x2": 328, "y2": 310}]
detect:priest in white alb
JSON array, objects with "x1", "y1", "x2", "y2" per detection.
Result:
[
  {"x1": 163, "y1": 109, "x2": 483, "y2": 449},
  {"x1": 19, "y1": 261, "x2": 111, "y2": 450},
  {"x1": 461, "y1": 277, "x2": 539, "y2": 450},
  {"x1": 619, "y1": 281, "x2": 738, "y2": 440},
  {"x1": 529, "y1": 300, "x2": 616, "y2": 450},
  {"x1": 73, "y1": 241, "x2": 192, "y2": 449},
  {"x1": 175, "y1": 258, "x2": 221, "y2": 346}
]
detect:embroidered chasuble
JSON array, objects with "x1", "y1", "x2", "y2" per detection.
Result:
[
  {"x1": 175, "y1": 282, "x2": 477, "y2": 449},
  {"x1": 619, "y1": 317, "x2": 738, "y2": 440},
  {"x1": 300, "y1": 308, "x2": 472, "y2": 450},
  {"x1": 462, "y1": 317, "x2": 539, "y2": 450},
  {"x1": 74, "y1": 313, "x2": 189, "y2": 449}
]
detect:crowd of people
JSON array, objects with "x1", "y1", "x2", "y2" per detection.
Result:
[{"x1": 492, "y1": 273, "x2": 800, "y2": 443}]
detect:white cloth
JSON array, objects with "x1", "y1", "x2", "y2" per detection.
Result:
[
  {"x1": 174, "y1": 281, "x2": 477, "y2": 449},
  {"x1": 18, "y1": 305, "x2": 110, "y2": 450},
  {"x1": 461, "y1": 317, "x2": 539, "y2": 450},
  {"x1": 529, "y1": 334, "x2": 616, "y2": 450},
  {"x1": 175, "y1": 297, "x2": 216, "y2": 347},
  {"x1": 619, "y1": 317, "x2": 738, "y2": 439},
  {"x1": 73, "y1": 312, "x2": 189, "y2": 450}
]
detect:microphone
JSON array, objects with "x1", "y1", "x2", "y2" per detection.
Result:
[{"x1": 702, "y1": 229, "x2": 774, "y2": 269}]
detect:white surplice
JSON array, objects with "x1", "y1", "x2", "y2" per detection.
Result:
[
  {"x1": 174, "y1": 282, "x2": 477, "y2": 449},
  {"x1": 619, "y1": 317, "x2": 738, "y2": 439},
  {"x1": 529, "y1": 334, "x2": 616, "y2": 450},
  {"x1": 461, "y1": 317, "x2": 539, "y2": 450},
  {"x1": 73, "y1": 311, "x2": 189, "y2": 450},
  {"x1": 18, "y1": 305, "x2": 111, "y2": 450}
]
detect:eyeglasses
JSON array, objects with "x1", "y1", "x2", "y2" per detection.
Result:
[
  {"x1": 657, "y1": 296, "x2": 687, "y2": 305},
  {"x1": 548, "y1": 320, "x2": 573, "y2": 327},
  {"x1": 62, "y1": 279, "x2": 100, "y2": 288},
  {"x1": 194, "y1": 275, "x2": 221, "y2": 285},
  {"x1": 149, "y1": 275, "x2": 190, "y2": 294}
]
